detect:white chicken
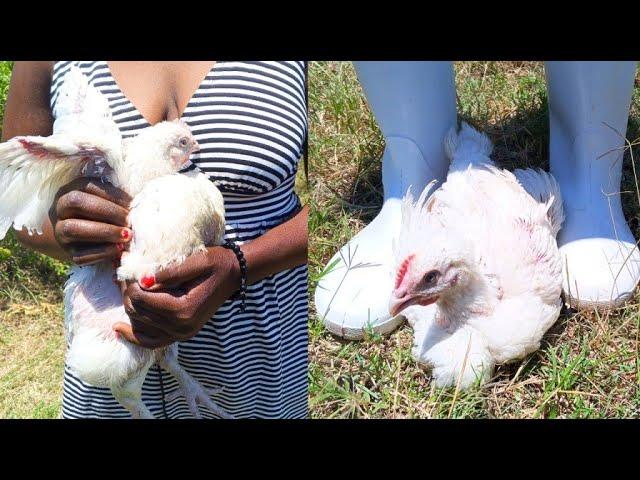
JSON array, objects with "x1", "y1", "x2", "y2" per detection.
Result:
[
  {"x1": 389, "y1": 122, "x2": 564, "y2": 389},
  {"x1": 0, "y1": 66, "x2": 231, "y2": 418}
]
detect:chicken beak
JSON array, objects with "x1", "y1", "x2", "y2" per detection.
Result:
[
  {"x1": 389, "y1": 294, "x2": 416, "y2": 317},
  {"x1": 389, "y1": 293, "x2": 438, "y2": 317}
]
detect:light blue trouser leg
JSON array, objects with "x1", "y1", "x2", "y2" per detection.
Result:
[
  {"x1": 315, "y1": 62, "x2": 457, "y2": 338},
  {"x1": 545, "y1": 61, "x2": 640, "y2": 307}
]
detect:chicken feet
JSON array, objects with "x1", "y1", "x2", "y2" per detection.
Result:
[{"x1": 158, "y1": 346, "x2": 234, "y2": 419}]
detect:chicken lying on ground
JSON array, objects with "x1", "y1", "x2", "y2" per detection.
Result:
[
  {"x1": 389, "y1": 123, "x2": 564, "y2": 389},
  {"x1": 0, "y1": 66, "x2": 231, "y2": 418}
]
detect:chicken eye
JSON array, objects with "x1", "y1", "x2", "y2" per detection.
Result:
[
  {"x1": 179, "y1": 137, "x2": 189, "y2": 148},
  {"x1": 423, "y1": 270, "x2": 440, "y2": 286}
]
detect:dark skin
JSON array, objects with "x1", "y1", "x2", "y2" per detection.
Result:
[{"x1": 4, "y1": 61, "x2": 308, "y2": 349}]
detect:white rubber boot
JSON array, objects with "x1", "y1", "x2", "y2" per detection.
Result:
[
  {"x1": 545, "y1": 61, "x2": 640, "y2": 309},
  {"x1": 314, "y1": 62, "x2": 457, "y2": 339}
]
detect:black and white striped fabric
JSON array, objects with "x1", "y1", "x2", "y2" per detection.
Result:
[{"x1": 50, "y1": 61, "x2": 308, "y2": 419}]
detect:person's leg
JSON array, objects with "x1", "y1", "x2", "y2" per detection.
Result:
[
  {"x1": 545, "y1": 61, "x2": 640, "y2": 308},
  {"x1": 314, "y1": 61, "x2": 457, "y2": 339}
]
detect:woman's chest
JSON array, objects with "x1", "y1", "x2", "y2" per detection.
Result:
[{"x1": 106, "y1": 61, "x2": 216, "y2": 125}]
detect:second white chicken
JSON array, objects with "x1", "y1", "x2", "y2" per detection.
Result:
[{"x1": 389, "y1": 123, "x2": 564, "y2": 389}]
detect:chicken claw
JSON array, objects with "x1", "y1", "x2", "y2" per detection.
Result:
[{"x1": 158, "y1": 346, "x2": 233, "y2": 419}]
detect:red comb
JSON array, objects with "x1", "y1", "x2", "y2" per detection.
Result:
[{"x1": 395, "y1": 254, "x2": 415, "y2": 289}]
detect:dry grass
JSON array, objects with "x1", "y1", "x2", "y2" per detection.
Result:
[
  {"x1": 308, "y1": 61, "x2": 640, "y2": 418},
  {"x1": 0, "y1": 232, "x2": 67, "y2": 418}
]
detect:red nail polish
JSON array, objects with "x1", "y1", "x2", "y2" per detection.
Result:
[
  {"x1": 121, "y1": 229, "x2": 131, "y2": 240},
  {"x1": 140, "y1": 275, "x2": 156, "y2": 289},
  {"x1": 116, "y1": 243, "x2": 125, "y2": 252}
]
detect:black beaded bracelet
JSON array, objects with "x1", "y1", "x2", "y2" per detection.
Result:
[{"x1": 222, "y1": 239, "x2": 247, "y2": 312}]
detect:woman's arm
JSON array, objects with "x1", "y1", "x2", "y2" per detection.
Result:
[
  {"x1": 241, "y1": 204, "x2": 308, "y2": 284},
  {"x1": 115, "y1": 205, "x2": 309, "y2": 348},
  {"x1": 2, "y1": 62, "x2": 132, "y2": 264}
]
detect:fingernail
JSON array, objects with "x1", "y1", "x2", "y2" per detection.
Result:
[
  {"x1": 116, "y1": 243, "x2": 125, "y2": 252},
  {"x1": 114, "y1": 331, "x2": 120, "y2": 340},
  {"x1": 121, "y1": 228, "x2": 132, "y2": 241},
  {"x1": 140, "y1": 274, "x2": 156, "y2": 289}
]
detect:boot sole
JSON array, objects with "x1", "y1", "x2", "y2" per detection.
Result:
[
  {"x1": 322, "y1": 314, "x2": 406, "y2": 341},
  {"x1": 564, "y1": 291, "x2": 635, "y2": 312}
]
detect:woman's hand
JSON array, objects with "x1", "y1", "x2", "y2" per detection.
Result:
[
  {"x1": 114, "y1": 246, "x2": 241, "y2": 349},
  {"x1": 113, "y1": 204, "x2": 308, "y2": 349},
  {"x1": 49, "y1": 177, "x2": 133, "y2": 265}
]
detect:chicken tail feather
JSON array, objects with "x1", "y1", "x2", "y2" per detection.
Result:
[
  {"x1": 445, "y1": 121, "x2": 494, "y2": 172},
  {"x1": 514, "y1": 168, "x2": 565, "y2": 237}
]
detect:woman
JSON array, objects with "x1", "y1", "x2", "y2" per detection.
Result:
[{"x1": 2, "y1": 61, "x2": 308, "y2": 418}]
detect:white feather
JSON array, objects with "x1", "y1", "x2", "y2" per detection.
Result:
[
  {"x1": 117, "y1": 172, "x2": 225, "y2": 282},
  {"x1": 514, "y1": 167, "x2": 564, "y2": 237}
]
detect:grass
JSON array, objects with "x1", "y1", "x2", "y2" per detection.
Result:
[{"x1": 308, "y1": 61, "x2": 640, "y2": 418}]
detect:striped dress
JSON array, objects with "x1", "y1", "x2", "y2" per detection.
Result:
[{"x1": 50, "y1": 61, "x2": 308, "y2": 419}]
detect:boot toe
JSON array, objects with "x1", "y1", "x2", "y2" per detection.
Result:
[
  {"x1": 314, "y1": 253, "x2": 404, "y2": 340},
  {"x1": 314, "y1": 217, "x2": 407, "y2": 339},
  {"x1": 560, "y1": 237, "x2": 640, "y2": 310}
]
